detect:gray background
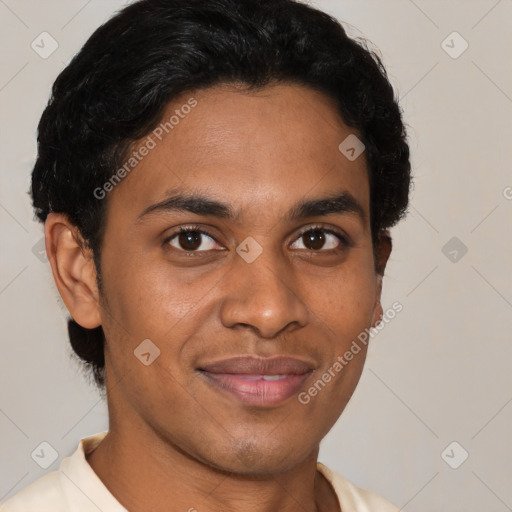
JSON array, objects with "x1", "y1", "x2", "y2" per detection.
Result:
[{"x1": 1, "y1": 0, "x2": 511, "y2": 510}]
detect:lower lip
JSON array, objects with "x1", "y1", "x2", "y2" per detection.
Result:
[{"x1": 199, "y1": 372, "x2": 311, "y2": 407}]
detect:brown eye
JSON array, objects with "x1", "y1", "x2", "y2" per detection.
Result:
[
  {"x1": 178, "y1": 231, "x2": 202, "y2": 251},
  {"x1": 303, "y1": 229, "x2": 326, "y2": 250},
  {"x1": 167, "y1": 228, "x2": 219, "y2": 252},
  {"x1": 290, "y1": 227, "x2": 347, "y2": 251}
]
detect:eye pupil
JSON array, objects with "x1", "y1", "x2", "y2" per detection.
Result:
[
  {"x1": 303, "y1": 229, "x2": 325, "y2": 250},
  {"x1": 179, "y1": 231, "x2": 201, "y2": 251}
]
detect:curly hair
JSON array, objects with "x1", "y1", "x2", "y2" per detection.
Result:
[{"x1": 31, "y1": 0, "x2": 411, "y2": 390}]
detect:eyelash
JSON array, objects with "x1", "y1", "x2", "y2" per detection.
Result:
[{"x1": 163, "y1": 223, "x2": 351, "y2": 254}]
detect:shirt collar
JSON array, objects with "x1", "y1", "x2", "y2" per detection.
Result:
[{"x1": 59, "y1": 430, "x2": 127, "y2": 512}]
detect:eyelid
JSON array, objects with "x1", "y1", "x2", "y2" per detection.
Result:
[
  {"x1": 163, "y1": 222, "x2": 351, "y2": 253},
  {"x1": 291, "y1": 223, "x2": 351, "y2": 249},
  {"x1": 163, "y1": 224, "x2": 223, "y2": 252}
]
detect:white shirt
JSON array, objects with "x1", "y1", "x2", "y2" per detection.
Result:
[{"x1": 1, "y1": 431, "x2": 399, "y2": 512}]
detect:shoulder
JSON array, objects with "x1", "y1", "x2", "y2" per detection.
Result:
[
  {"x1": 0, "y1": 471, "x2": 66, "y2": 512},
  {"x1": 1, "y1": 431, "x2": 109, "y2": 512},
  {"x1": 317, "y1": 462, "x2": 400, "y2": 512}
]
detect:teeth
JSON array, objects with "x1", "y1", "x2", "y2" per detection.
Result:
[
  {"x1": 236, "y1": 374, "x2": 289, "y2": 381},
  {"x1": 235, "y1": 375, "x2": 288, "y2": 381}
]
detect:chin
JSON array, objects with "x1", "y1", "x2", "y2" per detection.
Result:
[{"x1": 201, "y1": 435, "x2": 314, "y2": 476}]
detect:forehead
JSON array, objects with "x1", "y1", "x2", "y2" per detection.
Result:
[{"x1": 106, "y1": 83, "x2": 370, "y2": 225}]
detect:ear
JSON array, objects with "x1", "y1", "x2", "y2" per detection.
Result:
[
  {"x1": 371, "y1": 231, "x2": 392, "y2": 328},
  {"x1": 44, "y1": 213, "x2": 102, "y2": 329}
]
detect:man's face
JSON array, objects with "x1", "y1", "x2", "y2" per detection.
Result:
[{"x1": 96, "y1": 83, "x2": 385, "y2": 474}]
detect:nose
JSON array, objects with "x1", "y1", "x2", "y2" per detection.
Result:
[{"x1": 219, "y1": 249, "x2": 310, "y2": 338}]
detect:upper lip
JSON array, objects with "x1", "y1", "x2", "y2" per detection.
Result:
[{"x1": 198, "y1": 356, "x2": 315, "y2": 376}]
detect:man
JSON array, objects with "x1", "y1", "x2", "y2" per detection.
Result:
[{"x1": 1, "y1": 0, "x2": 411, "y2": 510}]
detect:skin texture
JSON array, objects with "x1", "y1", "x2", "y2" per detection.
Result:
[{"x1": 45, "y1": 83, "x2": 391, "y2": 512}]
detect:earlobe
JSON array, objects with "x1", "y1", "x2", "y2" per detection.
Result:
[
  {"x1": 371, "y1": 232, "x2": 393, "y2": 327},
  {"x1": 45, "y1": 213, "x2": 102, "y2": 329},
  {"x1": 375, "y1": 231, "x2": 392, "y2": 277},
  {"x1": 371, "y1": 275, "x2": 384, "y2": 328}
]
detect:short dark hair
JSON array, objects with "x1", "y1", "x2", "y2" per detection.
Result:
[{"x1": 31, "y1": 0, "x2": 411, "y2": 390}]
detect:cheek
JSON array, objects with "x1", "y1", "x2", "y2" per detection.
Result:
[
  {"x1": 99, "y1": 253, "x2": 224, "y2": 386},
  {"x1": 102, "y1": 251, "x2": 204, "y2": 336},
  {"x1": 308, "y1": 261, "x2": 378, "y2": 334}
]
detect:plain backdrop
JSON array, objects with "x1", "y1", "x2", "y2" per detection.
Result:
[{"x1": 1, "y1": 1, "x2": 511, "y2": 510}]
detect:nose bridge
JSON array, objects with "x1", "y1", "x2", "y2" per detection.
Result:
[{"x1": 219, "y1": 246, "x2": 309, "y2": 337}]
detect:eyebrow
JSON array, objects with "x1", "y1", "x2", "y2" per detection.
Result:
[{"x1": 136, "y1": 189, "x2": 366, "y2": 225}]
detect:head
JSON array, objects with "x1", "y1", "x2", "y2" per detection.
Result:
[{"x1": 33, "y1": 0, "x2": 410, "y2": 474}]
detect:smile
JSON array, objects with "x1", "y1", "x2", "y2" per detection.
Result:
[{"x1": 199, "y1": 371, "x2": 312, "y2": 406}]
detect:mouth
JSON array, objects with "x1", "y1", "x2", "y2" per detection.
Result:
[{"x1": 197, "y1": 355, "x2": 314, "y2": 407}]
